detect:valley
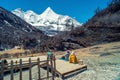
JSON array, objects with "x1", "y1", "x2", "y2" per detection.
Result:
[{"x1": 0, "y1": 0, "x2": 120, "y2": 80}]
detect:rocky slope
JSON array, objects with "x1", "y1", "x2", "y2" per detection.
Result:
[
  {"x1": 12, "y1": 7, "x2": 81, "y2": 36},
  {"x1": 0, "y1": 7, "x2": 48, "y2": 50},
  {"x1": 84, "y1": 0, "x2": 120, "y2": 42}
]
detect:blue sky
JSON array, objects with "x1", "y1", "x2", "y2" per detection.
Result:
[{"x1": 0, "y1": 0, "x2": 111, "y2": 23}]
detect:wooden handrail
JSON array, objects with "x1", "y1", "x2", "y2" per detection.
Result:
[{"x1": 0, "y1": 55, "x2": 56, "y2": 80}]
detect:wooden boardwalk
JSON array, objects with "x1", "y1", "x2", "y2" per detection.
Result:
[
  {"x1": 1, "y1": 56, "x2": 87, "y2": 79},
  {"x1": 42, "y1": 59, "x2": 87, "y2": 78},
  {"x1": 3, "y1": 56, "x2": 47, "y2": 73},
  {"x1": 0, "y1": 55, "x2": 56, "y2": 80},
  {"x1": 6, "y1": 56, "x2": 47, "y2": 64}
]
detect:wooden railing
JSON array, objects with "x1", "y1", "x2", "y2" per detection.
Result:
[{"x1": 0, "y1": 55, "x2": 56, "y2": 80}]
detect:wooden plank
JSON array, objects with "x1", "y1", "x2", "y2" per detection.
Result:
[
  {"x1": 37, "y1": 58, "x2": 41, "y2": 80},
  {"x1": 6, "y1": 56, "x2": 47, "y2": 65},
  {"x1": 29, "y1": 58, "x2": 32, "y2": 80},
  {"x1": 46, "y1": 56, "x2": 49, "y2": 79},
  {"x1": 10, "y1": 60, "x2": 14, "y2": 80},
  {"x1": 19, "y1": 59, "x2": 22, "y2": 80},
  {"x1": 62, "y1": 65, "x2": 87, "y2": 76},
  {"x1": 62, "y1": 66, "x2": 87, "y2": 78},
  {"x1": 55, "y1": 60, "x2": 87, "y2": 75},
  {"x1": 42, "y1": 59, "x2": 87, "y2": 77},
  {"x1": 53, "y1": 55, "x2": 56, "y2": 77},
  {"x1": 50, "y1": 55, "x2": 54, "y2": 80}
]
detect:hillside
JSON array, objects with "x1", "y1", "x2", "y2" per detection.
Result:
[
  {"x1": 85, "y1": 0, "x2": 120, "y2": 28},
  {"x1": 42, "y1": 0, "x2": 120, "y2": 51},
  {"x1": 84, "y1": 0, "x2": 120, "y2": 44},
  {"x1": 0, "y1": 7, "x2": 48, "y2": 50}
]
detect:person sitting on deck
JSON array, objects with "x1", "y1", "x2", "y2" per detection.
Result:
[
  {"x1": 69, "y1": 51, "x2": 78, "y2": 63},
  {"x1": 65, "y1": 50, "x2": 70, "y2": 61},
  {"x1": 47, "y1": 50, "x2": 53, "y2": 59},
  {"x1": 60, "y1": 50, "x2": 70, "y2": 61}
]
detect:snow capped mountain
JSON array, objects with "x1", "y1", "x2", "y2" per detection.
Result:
[
  {"x1": 12, "y1": 8, "x2": 24, "y2": 19},
  {"x1": 24, "y1": 10, "x2": 39, "y2": 25},
  {"x1": 12, "y1": 7, "x2": 82, "y2": 36},
  {"x1": 40, "y1": 7, "x2": 60, "y2": 21}
]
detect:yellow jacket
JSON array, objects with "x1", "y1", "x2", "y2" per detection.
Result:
[{"x1": 69, "y1": 54, "x2": 78, "y2": 63}]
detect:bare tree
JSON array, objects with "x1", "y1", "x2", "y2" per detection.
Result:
[{"x1": 95, "y1": 7, "x2": 101, "y2": 14}]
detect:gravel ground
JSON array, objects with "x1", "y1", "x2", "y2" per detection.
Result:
[{"x1": 65, "y1": 58, "x2": 120, "y2": 80}]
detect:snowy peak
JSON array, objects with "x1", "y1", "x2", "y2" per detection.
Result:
[
  {"x1": 13, "y1": 8, "x2": 24, "y2": 12},
  {"x1": 42, "y1": 7, "x2": 55, "y2": 15},
  {"x1": 25, "y1": 10, "x2": 37, "y2": 15},
  {"x1": 12, "y1": 8, "x2": 24, "y2": 19},
  {"x1": 40, "y1": 7, "x2": 60, "y2": 21},
  {"x1": 12, "y1": 7, "x2": 82, "y2": 36}
]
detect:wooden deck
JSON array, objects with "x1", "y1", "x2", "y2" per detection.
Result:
[
  {"x1": 0, "y1": 55, "x2": 56, "y2": 80},
  {"x1": 6, "y1": 56, "x2": 47, "y2": 64},
  {"x1": 3, "y1": 56, "x2": 47, "y2": 73},
  {"x1": 42, "y1": 59, "x2": 87, "y2": 78},
  {"x1": 1, "y1": 55, "x2": 87, "y2": 80}
]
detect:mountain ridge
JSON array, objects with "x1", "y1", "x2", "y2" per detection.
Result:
[{"x1": 12, "y1": 7, "x2": 81, "y2": 36}]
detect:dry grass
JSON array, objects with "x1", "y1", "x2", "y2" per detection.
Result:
[
  {"x1": 0, "y1": 48, "x2": 27, "y2": 54},
  {"x1": 55, "y1": 41, "x2": 120, "y2": 65},
  {"x1": 1, "y1": 41, "x2": 120, "y2": 61},
  {"x1": 72, "y1": 41, "x2": 120, "y2": 57}
]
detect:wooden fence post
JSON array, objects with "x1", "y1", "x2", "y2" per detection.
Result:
[
  {"x1": 47, "y1": 56, "x2": 49, "y2": 79},
  {"x1": 50, "y1": 55, "x2": 54, "y2": 80},
  {"x1": 0, "y1": 60, "x2": 4, "y2": 80},
  {"x1": 19, "y1": 59, "x2": 22, "y2": 80},
  {"x1": 37, "y1": 58, "x2": 41, "y2": 80},
  {"x1": 11, "y1": 60, "x2": 14, "y2": 80},
  {"x1": 29, "y1": 58, "x2": 32, "y2": 80},
  {"x1": 53, "y1": 55, "x2": 56, "y2": 77}
]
